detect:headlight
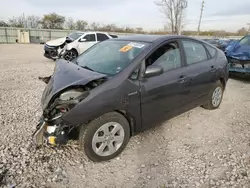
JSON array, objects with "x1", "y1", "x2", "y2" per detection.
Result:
[{"x1": 59, "y1": 88, "x2": 86, "y2": 100}]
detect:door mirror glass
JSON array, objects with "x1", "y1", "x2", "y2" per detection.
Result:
[
  {"x1": 144, "y1": 65, "x2": 163, "y2": 78},
  {"x1": 79, "y1": 38, "x2": 87, "y2": 42}
]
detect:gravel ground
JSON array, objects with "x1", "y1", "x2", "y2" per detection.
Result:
[{"x1": 1, "y1": 44, "x2": 250, "y2": 188}]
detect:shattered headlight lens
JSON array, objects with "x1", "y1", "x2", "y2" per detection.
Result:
[{"x1": 59, "y1": 88, "x2": 86, "y2": 101}]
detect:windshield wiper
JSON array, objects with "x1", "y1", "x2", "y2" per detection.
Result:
[{"x1": 81, "y1": 66, "x2": 94, "y2": 72}]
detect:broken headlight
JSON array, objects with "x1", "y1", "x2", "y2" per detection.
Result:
[{"x1": 47, "y1": 88, "x2": 89, "y2": 119}]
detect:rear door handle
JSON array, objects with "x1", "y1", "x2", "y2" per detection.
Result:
[
  {"x1": 178, "y1": 76, "x2": 188, "y2": 83},
  {"x1": 211, "y1": 65, "x2": 216, "y2": 72}
]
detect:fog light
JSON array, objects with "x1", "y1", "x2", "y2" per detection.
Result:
[{"x1": 48, "y1": 136, "x2": 57, "y2": 145}]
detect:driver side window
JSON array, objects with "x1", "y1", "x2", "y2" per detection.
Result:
[
  {"x1": 83, "y1": 34, "x2": 96, "y2": 42},
  {"x1": 145, "y1": 41, "x2": 181, "y2": 72}
]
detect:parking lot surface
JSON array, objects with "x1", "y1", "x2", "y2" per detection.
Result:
[{"x1": 1, "y1": 44, "x2": 250, "y2": 188}]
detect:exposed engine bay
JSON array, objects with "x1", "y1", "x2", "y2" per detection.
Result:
[{"x1": 33, "y1": 76, "x2": 107, "y2": 147}]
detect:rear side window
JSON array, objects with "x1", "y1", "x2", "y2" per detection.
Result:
[
  {"x1": 182, "y1": 40, "x2": 208, "y2": 65},
  {"x1": 205, "y1": 44, "x2": 216, "y2": 58},
  {"x1": 83, "y1": 34, "x2": 96, "y2": 42},
  {"x1": 97, "y1": 33, "x2": 109, "y2": 41}
]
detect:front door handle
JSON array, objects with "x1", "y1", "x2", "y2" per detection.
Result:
[
  {"x1": 128, "y1": 91, "x2": 138, "y2": 96},
  {"x1": 178, "y1": 76, "x2": 188, "y2": 83}
]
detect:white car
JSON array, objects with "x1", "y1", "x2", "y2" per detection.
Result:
[{"x1": 44, "y1": 31, "x2": 118, "y2": 61}]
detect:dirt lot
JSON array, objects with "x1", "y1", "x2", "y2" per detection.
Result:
[{"x1": 1, "y1": 44, "x2": 250, "y2": 188}]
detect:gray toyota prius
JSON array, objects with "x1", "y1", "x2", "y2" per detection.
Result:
[{"x1": 33, "y1": 35, "x2": 229, "y2": 162}]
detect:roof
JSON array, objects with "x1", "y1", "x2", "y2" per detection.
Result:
[
  {"x1": 111, "y1": 34, "x2": 201, "y2": 43},
  {"x1": 74, "y1": 31, "x2": 109, "y2": 34},
  {"x1": 113, "y1": 35, "x2": 169, "y2": 42}
]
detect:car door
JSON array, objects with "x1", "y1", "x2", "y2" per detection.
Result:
[
  {"x1": 139, "y1": 40, "x2": 189, "y2": 129},
  {"x1": 180, "y1": 39, "x2": 217, "y2": 105},
  {"x1": 78, "y1": 33, "x2": 98, "y2": 54}
]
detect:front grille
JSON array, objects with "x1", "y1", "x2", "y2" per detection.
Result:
[{"x1": 45, "y1": 44, "x2": 57, "y2": 49}]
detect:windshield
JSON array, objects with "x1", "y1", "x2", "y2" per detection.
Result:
[
  {"x1": 68, "y1": 32, "x2": 84, "y2": 40},
  {"x1": 75, "y1": 40, "x2": 149, "y2": 75},
  {"x1": 239, "y1": 36, "x2": 250, "y2": 46}
]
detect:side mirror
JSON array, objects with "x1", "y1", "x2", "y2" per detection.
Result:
[
  {"x1": 144, "y1": 65, "x2": 163, "y2": 78},
  {"x1": 79, "y1": 38, "x2": 87, "y2": 42}
]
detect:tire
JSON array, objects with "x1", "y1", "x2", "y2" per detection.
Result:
[
  {"x1": 63, "y1": 49, "x2": 78, "y2": 61},
  {"x1": 79, "y1": 112, "x2": 130, "y2": 162},
  {"x1": 202, "y1": 81, "x2": 224, "y2": 110}
]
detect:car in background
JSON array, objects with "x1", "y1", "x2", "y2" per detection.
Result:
[
  {"x1": 44, "y1": 31, "x2": 118, "y2": 61},
  {"x1": 202, "y1": 39, "x2": 220, "y2": 48},
  {"x1": 217, "y1": 40, "x2": 231, "y2": 51},
  {"x1": 225, "y1": 35, "x2": 250, "y2": 75},
  {"x1": 34, "y1": 35, "x2": 229, "y2": 162}
]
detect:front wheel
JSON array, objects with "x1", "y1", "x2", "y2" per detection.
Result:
[
  {"x1": 202, "y1": 81, "x2": 224, "y2": 110},
  {"x1": 79, "y1": 112, "x2": 130, "y2": 162},
  {"x1": 63, "y1": 49, "x2": 78, "y2": 61}
]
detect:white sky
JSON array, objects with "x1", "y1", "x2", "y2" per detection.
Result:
[{"x1": 0, "y1": 0, "x2": 250, "y2": 32}]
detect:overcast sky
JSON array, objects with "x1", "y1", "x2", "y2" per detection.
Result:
[{"x1": 1, "y1": 0, "x2": 250, "y2": 32}]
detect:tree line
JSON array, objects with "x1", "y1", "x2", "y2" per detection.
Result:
[
  {"x1": 0, "y1": 12, "x2": 248, "y2": 36},
  {"x1": 0, "y1": 13, "x2": 151, "y2": 34}
]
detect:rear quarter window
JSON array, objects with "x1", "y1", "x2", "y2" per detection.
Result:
[{"x1": 205, "y1": 44, "x2": 217, "y2": 58}]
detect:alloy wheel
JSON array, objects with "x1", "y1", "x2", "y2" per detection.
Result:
[
  {"x1": 212, "y1": 86, "x2": 223, "y2": 107},
  {"x1": 91, "y1": 122, "x2": 125, "y2": 157}
]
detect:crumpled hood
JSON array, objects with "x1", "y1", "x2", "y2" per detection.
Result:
[
  {"x1": 225, "y1": 40, "x2": 250, "y2": 61},
  {"x1": 41, "y1": 59, "x2": 106, "y2": 110},
  {"x1": 46, "y1": 37, "x2": 67, "y2": 46}
]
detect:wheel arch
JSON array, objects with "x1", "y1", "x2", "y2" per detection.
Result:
[
  {"x1": 70, "y1": 48, "x2": 79, "y2": 56},
  {"x1": 115, "y1": 110, "x2": 136, "y2": 137},
  {"x1": 219, "y1": 77, "x2": 226, "y2": 90},
  {"x1": 78, "y1": 109, "x2": 136, "y2": 137}
]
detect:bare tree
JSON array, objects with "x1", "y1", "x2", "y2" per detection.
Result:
[
  {"x1": 8, "y1": 15, "x2": 26, "y2": 27},
  {"x1": 89, "y1": 22, "x2": 100, "y2": 30},
  {"x1": 65, "y1": 17, "x2": 76, "y2": 30},
  {"x1": 135, "y1": 27, "x2": 144, "y2": 33},
  {"x1": 155, "y1": 0, "x2": 188, "y2": 34},
  {"x1": 237, "y1": 27, "x2": 248, "y2": 36},
  {"x1": 40, "y1": 13, "x2": 65, "y2": 29},
  {"x1": 27, "y1": 15, "x2": 40, "y2": 28},
  {"x1": 0, "y1": 21, "x2": 9, "y2": 27},
  {"x1": 75, "y1": 20, "x2": 88, "y2": 31},
  {"x1": 100, "y1": 24, "x2": 117, "y2": 32}
]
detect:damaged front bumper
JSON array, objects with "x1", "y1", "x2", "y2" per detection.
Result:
[
  {"x1": 227, "y1": 57, "x2": 250, "y2": 74},
  {"x1": 32, "y1": 116, "x2": 70, "y2": 147},
  {"x1": 44, "y1": 44, "x2": 66, "y2": 60},
  {"x1": 228, "y1": 59, "x2": 250, "y2": 74},
  {"x1": 32, "y1": 93, "x2": 89, "y2": 147}
]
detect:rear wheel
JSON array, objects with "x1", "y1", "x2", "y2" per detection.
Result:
[
  {"x1": 79, "y1": 112, "x2": 130, "y2": 162},
  {"x1": 63, "y1": 49, "x2": 78, "y2": 61},
  {"x1": 202, "y1": 81, "x2": 224, "y2": 110}
]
